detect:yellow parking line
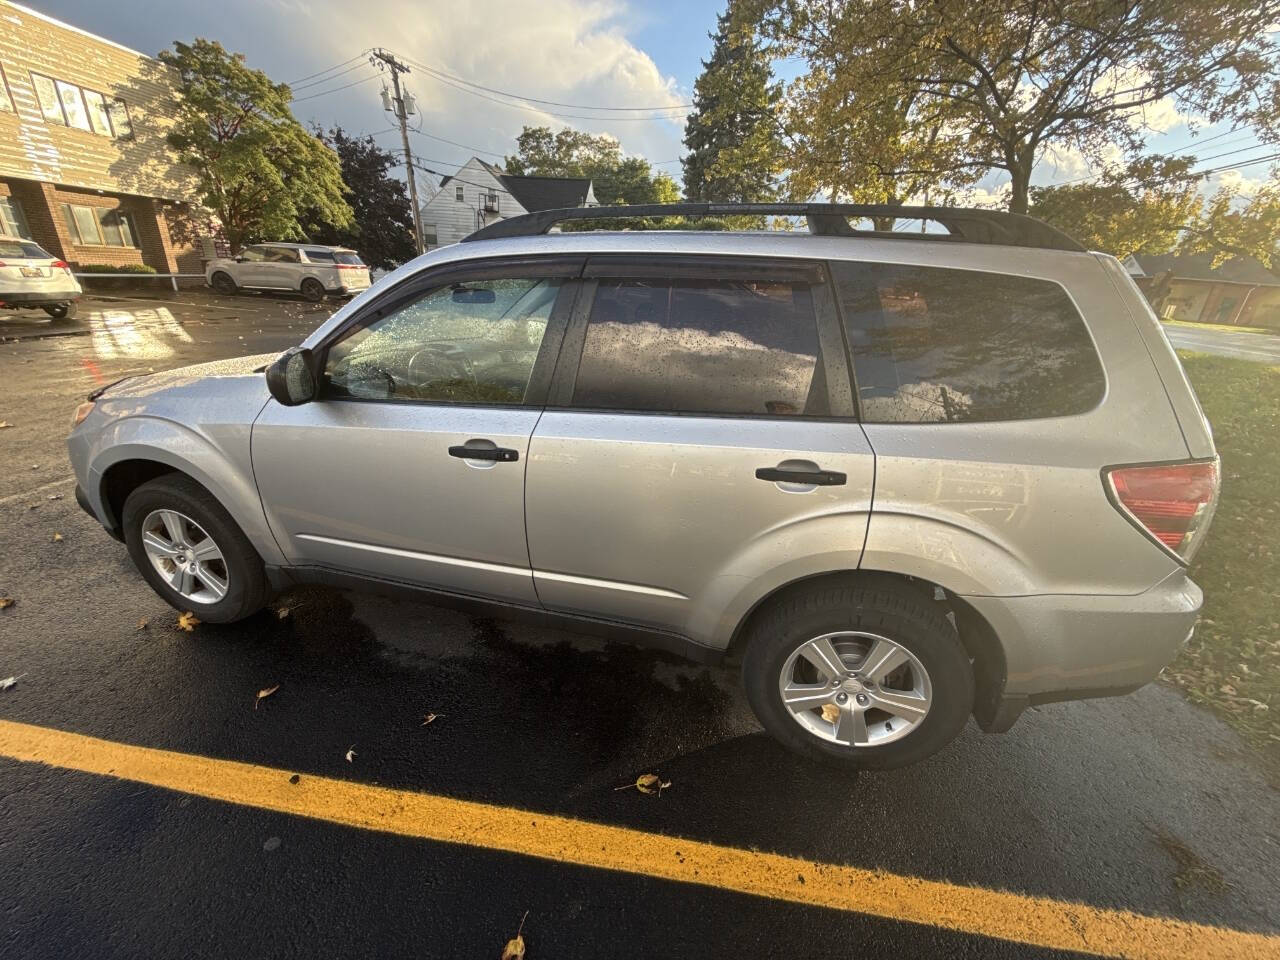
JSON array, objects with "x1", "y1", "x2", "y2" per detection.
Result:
[{"x1": 0, "y1": 718, "x2": 1275, "y2": 960}]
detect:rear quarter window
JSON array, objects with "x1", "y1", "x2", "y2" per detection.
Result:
[{"x1": 830, "y1": 261, "x2": 1105, "y2": 423}]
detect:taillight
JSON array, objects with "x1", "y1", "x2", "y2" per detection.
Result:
[
  {"x1": 52, "y1": 260, "x2": 71, "y2": 270},
  {"x1": 1104, "y1": 459, "x2": 1220, "y2": 563}
]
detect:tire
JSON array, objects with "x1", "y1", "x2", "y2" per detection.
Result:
[
  {"x1": 42, "y1": 302, "x2": 75, "y2": 320},
  {"x1": 122, "y1": 474, "x2": 268, "y2": 623},
  {"x1": 742, "y1": 577, "x2": 974, "y2": 769},
  {"x1": 300, "y1": 278, "x2": 326, "y2": 302},
  {"x1": 210, "y1": 271, "x2": 238, "y2": 296}
]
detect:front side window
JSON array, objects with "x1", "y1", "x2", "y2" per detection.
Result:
[
  {"x1": 831, "y1": 262, "x2": 1105, "y2": 423},
  {"x1": 325, "y1": 276, "x2": 561, "y2": 404},
  {"x1": 572, "y1": 277, "x2": 825, "y2": 417}
]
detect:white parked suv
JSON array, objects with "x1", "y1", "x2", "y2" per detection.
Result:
[
  {"x1": 206, "y1": 242, "x2": 371, "y2": 302},
  {"x1": 0, "y1": 235, "x2": 82, "y2": 320}
]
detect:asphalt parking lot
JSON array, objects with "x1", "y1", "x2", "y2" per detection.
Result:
[{"x1": 1, "y1": 291, "x2": 1278, "y2": 959}]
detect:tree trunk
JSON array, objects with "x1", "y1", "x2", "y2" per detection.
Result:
[{"x1": 1008, "y1": 168, "x2": 1030, "y2": 215}]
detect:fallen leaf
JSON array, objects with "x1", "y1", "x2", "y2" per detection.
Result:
[
  {"x1": 0, "y1": 421, "x2": 11, "y2": 428},
  {"x1": 501, "y1": 911, "x2": 529, "y2": 960},
  {"x1": 288, "y1": 774, "x2": 300, "y2": 785},
  {"x1": 0, "y1": 598, "x2": 14, "y2": 610},
  {"x1": 345, "y1": 745, "x2": 356, "y2": 763},
  {"x1": 176, "y1": 611, "x2": 200, "y2": 632},
  {"x1": 51, "y1": 532, "x2": 63, "y2": 543},
  {"x1": 422, "y1": 712, "x2": 442, "y2": 725},
  {"x1": 47, "y1": 494, "x2": 62, "y2": 501},
  {"x1": 0, "y1": 674, "x2": 25, "y2": 690},
  {"x1": 616, "y1": 772, "x2": 672, "y2": 796},
  {"x1": 821, "y1": 703, "x2": 841, "y2": 724},
  {"x1": 27, "y1": 504, "x2": 38, "y2": 511},
  {"x1": 254, "y1": 684, "x2": 280, "y2": 709},
  {"x1": 136, "y1": 618, "x2": 149, "y2": 631},
  {"x1": 274, "y1": 605, "x2": 291, "y2": 620}
]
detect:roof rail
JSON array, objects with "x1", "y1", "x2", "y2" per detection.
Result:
[{"x1": 461, "y1": 202, "x2": 1086, "y2": 252}]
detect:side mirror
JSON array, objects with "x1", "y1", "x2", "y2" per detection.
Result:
[{"x1": 266, "y1": 347, "x2": 317, "y2": 406}]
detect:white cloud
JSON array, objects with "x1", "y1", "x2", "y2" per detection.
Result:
[
  {"x1": 1208, "y1": 168, "x2": 1271, "y2": 197},
  {"x1": 285, "y1": 0, "x2": 687, "y2": 173}
]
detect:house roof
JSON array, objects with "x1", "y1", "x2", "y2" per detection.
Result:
[
  {"x1": 1128, "y1": 252, "x2": 1280, "y2": 286},
  {"x1": 436, "y1": 158, "x2": 593, "y2": 212}
]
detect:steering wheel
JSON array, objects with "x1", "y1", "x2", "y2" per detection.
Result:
[{"x1": 406, "y1": 345, "x2": 473, "y2": 389}]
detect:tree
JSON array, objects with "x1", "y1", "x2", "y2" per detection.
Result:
[
  {"x1": 307, "y1": 128, "x2": 415, "y2": 270},
  {"x1": 682, "y1": 8, "x2": 784, "y2": 203},
  {"x1": 1029, "y1": 157, "x2": 1202, "y2": 256},
  {"x1": 750, "y1": 0, "x2": 1280, "y2": 213},
  {"x1": 1181, "y1": 177, "x2": 1280, "y2": 271},
  {"x1": 158, "y1": 39, "x2": 352, "y2": 252},
  {"x1": 503, "y1": 126, "x2": 678, "y2": 205}
]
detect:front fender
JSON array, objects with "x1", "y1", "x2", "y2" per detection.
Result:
[{"x1": 85, "y1": 416, "x2": 285, "y2": 567}]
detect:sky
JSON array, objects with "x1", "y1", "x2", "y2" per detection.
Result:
[{"x1": 31, "y1": 0, "x2": 1275, "y2": 205}]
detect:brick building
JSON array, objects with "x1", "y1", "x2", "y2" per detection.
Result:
[{"x1": 0, "y1": 1, "x2": 208, "y2": 274}]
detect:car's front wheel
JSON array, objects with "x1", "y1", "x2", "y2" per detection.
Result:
[
  {"x1": 122, "y1": 474, "x2": 268, "y2": 623},
  {"x1": 209, "y1": 271, "x2": 238, "y2": 296},
  {"x1": 742, "y1": 577, "x2": 974, "y2": 768}
]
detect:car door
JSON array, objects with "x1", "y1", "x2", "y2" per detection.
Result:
[
  {"x1": 235, "y1": 245, "x2": 270, "y2": 287},
  {"x1": 257, "y1": 246, "x2": 302, "y2": 289},
  {"x1": 524, "y1": 256, "x2": 876, "y2": 642},
  {"x1": 252, "y1": 256, "x2": 582, "y2": 603}
]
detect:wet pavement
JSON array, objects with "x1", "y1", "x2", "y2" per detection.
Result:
[{"x1": 1, "y1": 292, "x2": 1278, "y2": 959}]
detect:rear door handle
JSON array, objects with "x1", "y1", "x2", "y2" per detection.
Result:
[
  {"x1": 449, "y1": 444, "x2": 519, "y2": 462},
  {"x1": 755, "y1": 466, "x2": 846, "y2": 486}
]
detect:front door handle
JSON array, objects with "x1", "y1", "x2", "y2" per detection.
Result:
[
  {"x1": 755, "y1": 466, "x2": 846, "y2": 486},
  {"x1": 449, "y1": 443, "x2": 519, "y2": 462}
]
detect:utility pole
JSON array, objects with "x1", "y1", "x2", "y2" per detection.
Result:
[{"x1": 372, "y1": 49, "x2": 425, "y2": 255}]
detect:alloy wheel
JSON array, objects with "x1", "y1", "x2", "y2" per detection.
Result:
[
  {"x1": 778, "y1": 631, "x2": 932, "y2": 747},
  {"x1": 140, "y1": 508, "x2": 229, "y2": 605}
]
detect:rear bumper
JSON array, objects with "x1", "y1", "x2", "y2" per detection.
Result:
[
  {"x1": 0, "y1": 289, "x2": 81, "y2": 305},
  {"x1": 962, "y1": 569, "x2": 1201, "y2": 729}
]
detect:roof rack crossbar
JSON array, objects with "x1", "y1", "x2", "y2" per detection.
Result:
[{"x1": 461, "y1": 202, "x2": 1085, "y2": 252}]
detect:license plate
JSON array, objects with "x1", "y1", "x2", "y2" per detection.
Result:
[{"x1": 20, "y1": 267, "x2": 42, "y2": 277}]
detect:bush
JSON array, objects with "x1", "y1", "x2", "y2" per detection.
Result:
[{"x1": 75, "y1": 262, "x2": 161, "y2": 292}]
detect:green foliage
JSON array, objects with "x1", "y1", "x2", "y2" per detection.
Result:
[
  {"x1": 1181, "y1": 178, "x2": 1280, "y2": 272},
  {"x1": 158, "y1": 39, "x2": 352, "y2": 252},
  {"x1": 682, "y1": 7, "x2": 784, "y2": 206},
  {"x1": 74, "y1": 263, "x2": 158, "y2": 274},
  {"x1": 750, "y1": 0, "x2": 1280, "y2": 213},
  {"x1": 1029, "y1": 157, "x2": 1203, "y2": 257},
  {"x1": 307, "y1": 127, "x2": 416, "y2": 270},
  {"x1": 504, "y1": 126, "x2": 680, "y2": 229},
  {"x1": 1169, "y1": 353, "x2": 1280, "y2": 760}
]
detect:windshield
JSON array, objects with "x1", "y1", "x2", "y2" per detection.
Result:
[{"x1": 0, "y1": 240, "x2": 51, "y2": 259}]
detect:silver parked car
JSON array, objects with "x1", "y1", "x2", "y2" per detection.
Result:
[
  {"x1": 68, "y1": 203, "x2": 1219, "y2": 768},
  {"x1": 206, "y1": 242, "x2": 372, "y2": 302}
]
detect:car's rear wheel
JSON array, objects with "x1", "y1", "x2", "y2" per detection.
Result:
[
  {"x1": 742, "y1": 577, "x2": 973, "y2": 768},
  {"x1": 210, "y1": 271, "x2": 238, "y2": 296},
  {"x1": 300, "y1": 278, "x2": 326, "y2": 302},
  {"x1": 122, "y1": 474, "x2": 268, "y2": 623},
  {"x1": 42, "y1": 302, "x2": 75, "y2": 320}
]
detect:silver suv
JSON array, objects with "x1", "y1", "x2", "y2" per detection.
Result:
[{"x1": 68, "y1": 204, "x2": 1219, "y2": 768}]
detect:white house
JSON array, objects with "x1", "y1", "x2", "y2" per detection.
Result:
[{"x1": 418, "y1": 157, "x2": 597, "y2": 249}]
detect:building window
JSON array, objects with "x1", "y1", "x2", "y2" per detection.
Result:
[
  {"x1": 0, "y1": 67, "x2": 13, "y2": 112},
  {"x1": 31, "y1": 73, "x2": 62, "y2": 124},
  {"x1": 56, "y1": 80, "x2": 91, "y2": 131},
  {"x1": 485, "y1": 191, "x2": 498, "y2": 212},
  {"x1": 62, "y1": 203, "x2": 140, "y2": 248},
  {"x1": 29, "y1": 72, "x2": 128, "y2": 138},
  {"x1": 0, "y1": 197, "x2": 31, "y2": 239},
  {"x1": 455, "y1": 185, "x2": 464, "y2": 202},
  {"x1": 422, "y1": 224, "x2": 438, "y2": 246}
]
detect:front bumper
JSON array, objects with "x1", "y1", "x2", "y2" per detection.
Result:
[
  {"x1": 962, "y1": 569, "x2": 1202, "y2": 729},
  {"x1": 0, "y1": 289, "x2": 81, "y2": 305}
]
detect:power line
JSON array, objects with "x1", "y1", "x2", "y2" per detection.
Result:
[
  {"x1": 286, "y1": 52, "x2": 369, "y2": 86},
  {"x1": 403, "y1": 58, "x2": 692, "y2": 112},
  {"x1": 290, "y1": 59, "x2": 370, "y2": 91},
  {"x1": 291, "y1": 73, "x2": 381, "y2": 103}
]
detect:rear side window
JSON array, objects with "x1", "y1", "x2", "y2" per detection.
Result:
[
  {"x1": 831, "y1": 262, "x2": 1104, "y2": 423},
  {"x1": 304, "y1": 248, "x2": 335, "y2": 263},
  {"x1": 573, "y1": 278, "x2": 826, "y2": 416}
]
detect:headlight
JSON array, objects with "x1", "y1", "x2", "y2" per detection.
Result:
[{"x1": 72, "y1": 400, "x2": 95, "y2": 428}]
